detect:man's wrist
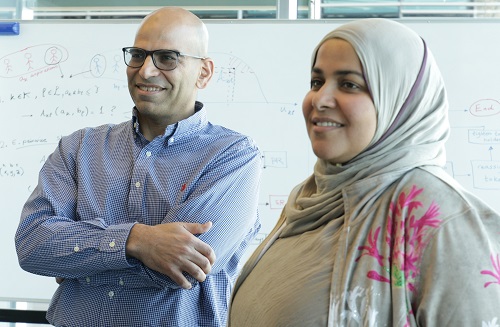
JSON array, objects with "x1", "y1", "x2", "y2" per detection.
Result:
[{"x1": 126, "y1": 223, "x2": 147, "y2": 259}]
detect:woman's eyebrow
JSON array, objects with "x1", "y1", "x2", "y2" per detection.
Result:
[{"x1": 312, "y1": 67, "x2": 364, "y2": 78}]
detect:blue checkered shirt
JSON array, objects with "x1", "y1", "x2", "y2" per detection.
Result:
[{"x1": 15, "y1": 102, "x2": 262, "y2": 327}]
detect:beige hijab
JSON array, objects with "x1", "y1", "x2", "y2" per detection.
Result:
[{"x1": 281, "y1": 18, "x2": 450, "y2": 237}]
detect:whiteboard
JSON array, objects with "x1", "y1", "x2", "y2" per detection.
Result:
[{"x1": 1, "y1": 19, "x2": 500, "y2": 301}]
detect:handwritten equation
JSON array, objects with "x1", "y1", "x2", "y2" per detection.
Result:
[
  {"x1": 1, "y1": 84, "x2": 100, "y2": 103},
  {"x1": 0, "y1": 163, "x2": 25, "y2": 178},
  {"x1": 0, "y1": 137, "x2": 58, "y2": 150}
]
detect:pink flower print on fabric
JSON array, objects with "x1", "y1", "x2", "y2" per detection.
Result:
[
  {"x1": 481, "y1": 253, "x2": 500, "y2": 288},
  {"x1": 357, "y1": 226, "x2": 385, "y2": 267},
  {"x1": 356, "y1": 185, "x2": 442, "y2": 291}
]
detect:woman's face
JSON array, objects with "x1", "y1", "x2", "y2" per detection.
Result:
[{"x1": 302, "y1": 38, "x2": 377, "y2": 165}]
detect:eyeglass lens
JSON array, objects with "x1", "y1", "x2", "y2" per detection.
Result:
[{"x1": 123, "y1": 48, "x2": 179, "y2": 71}]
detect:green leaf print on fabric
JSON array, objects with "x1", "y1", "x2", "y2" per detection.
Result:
[{"x1": 356, "y1": 185, "x2": 442, "y2": 291}]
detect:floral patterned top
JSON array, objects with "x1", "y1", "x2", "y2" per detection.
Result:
[{"x1": 229, "y1": 168, "x2": 500, "y2": 326}]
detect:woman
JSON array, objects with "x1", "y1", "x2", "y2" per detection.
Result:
[{"x1": 228, "y1": 19, "x2": 500, "y2": 326}]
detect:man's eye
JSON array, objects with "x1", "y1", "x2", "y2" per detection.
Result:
[
  {"x1": 130, "y1": 52, "x2": 144, "y2": 59},
  {"x1": 157, "y1": 53, "x2": 176, "y2": 61}
]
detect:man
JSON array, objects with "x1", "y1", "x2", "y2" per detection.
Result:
[{"x1": 15, "y1": 7, "x2": 261, "y2": 327}]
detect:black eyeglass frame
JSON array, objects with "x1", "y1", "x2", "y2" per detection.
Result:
[{"x1": 122, "y1": 47, "x2": 206, "y2": 71}]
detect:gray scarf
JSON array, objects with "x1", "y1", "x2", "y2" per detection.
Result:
[{"x1": 281, "y1": 18, "x2": 450, "y2": 238}]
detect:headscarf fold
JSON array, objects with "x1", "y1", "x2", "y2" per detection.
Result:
[{"x1": 281, "y1": 18, "x2": 449, "y2": 237}]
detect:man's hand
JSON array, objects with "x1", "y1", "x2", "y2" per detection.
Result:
[{"x1": 126, "y1": 221, "x2": 215, "y2": 289}]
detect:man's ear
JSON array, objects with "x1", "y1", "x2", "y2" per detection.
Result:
[{"x1": 196, "y1": 58, "x2": 214, "y2": 89}]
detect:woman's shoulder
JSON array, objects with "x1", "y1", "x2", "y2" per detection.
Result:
[{"x1": 389, "y1": 167, "x2": 500, "y2": 229}]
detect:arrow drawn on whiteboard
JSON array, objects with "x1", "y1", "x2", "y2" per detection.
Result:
[
  {"x1": 69, "y1": 70, "x2": 91, "y2": 78},
  {"x1": 56, "y1": 64, "x2": 64, "y2": 78},
  {"x1": 448, "y1": 108, "x2": 469, "y2": 112},
  {"x1": 68, "y1": 54, "x2": 107, "y2": 78}
]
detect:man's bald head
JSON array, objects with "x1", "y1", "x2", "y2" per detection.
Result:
[{"x1": 136, "y1": 7, "x2": 209, "y2": 56}]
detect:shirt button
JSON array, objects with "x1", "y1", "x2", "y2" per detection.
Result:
[
  {"x1": 73, "y1": 246, "x2": 80, "y2": 252},
  {"x1": 169, "y1": 138, "x2": 174, "y2": 143},
  {"x1": 109, "y1": 241, "x2": 116, "y2": 248},
  {"x1": 119, "y1": 278, "x2": 124, "y2": 286},
  {"x1": 86, "y1": 277, "x2": 90, "y2": 283},
  {"x1": 146, "y1": 151, "x2": 152, "y2": 157},
  {"x1": 108, "y1": 291, "x2": 114, "y2": 298},
  {"x1": 135, "y1": 181, "x2": 141, "y2": 188}
]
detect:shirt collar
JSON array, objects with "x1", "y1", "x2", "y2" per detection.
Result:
[{"x1": 132, "y1": 101, "x2": 207, "y2": 144}]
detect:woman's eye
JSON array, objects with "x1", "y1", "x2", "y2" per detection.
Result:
[
  {"x1": 341, "y1": 81, "x2": 360, "y2": 90},
  {"x1": 310, "y1": 79, "x2": 323, "y2": 89}
]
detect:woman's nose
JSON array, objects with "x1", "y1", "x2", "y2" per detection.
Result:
[{"x1": 313, "y1": 84, "x2": 336, "y2": 111}]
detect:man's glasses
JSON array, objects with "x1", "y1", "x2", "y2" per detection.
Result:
[{"x1": 122, "y1": 47, "x2": 206, "y2": 71}]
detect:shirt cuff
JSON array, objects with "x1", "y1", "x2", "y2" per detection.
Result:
[{"x1": 99, "y1": 222, "x2": 136, "y2": 269}]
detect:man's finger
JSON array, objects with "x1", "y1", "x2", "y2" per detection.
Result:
[
  {"x1": 189, "y1": 251, "x2": 213, "y2": 275},
  {"x1": 168, "y1": 269, "x2": 192, "y2": 290},
  {"x1": 183, "y1": 221, "x2": 212, "y2": 235},
  {"x1": 184, "y1": 260, "x2": 208, "y2": 283},
  {"x1": 195, "y1": 242, "x2": 216, "y2": 266}
]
